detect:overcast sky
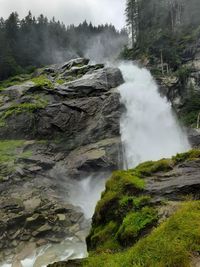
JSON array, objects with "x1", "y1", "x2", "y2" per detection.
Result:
[{"x1": 0, "y1": 0, "x2": 126, "y2": 29}]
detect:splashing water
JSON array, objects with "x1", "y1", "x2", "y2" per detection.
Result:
[
  {"x1": 68, "y1": 174, "x2": 107, "y2": 219},
  {"x1": 118, "y1": 63, "x2": 190, "y2": 168}
]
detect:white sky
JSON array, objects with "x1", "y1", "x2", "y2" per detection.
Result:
[{"x1": 0, "y1": 0, "x2": 126, "y2": 29}]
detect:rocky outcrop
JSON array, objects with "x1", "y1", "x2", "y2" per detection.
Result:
[
  {"x1": 0, "y1": 58, "x2": 124, "y2": 265},
  {"x1": 0, "y1": 59, "x2": 123, "y2": 143}
]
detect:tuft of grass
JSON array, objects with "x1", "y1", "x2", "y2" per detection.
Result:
[
  {"x1": 0, "y1": 98, "x2": 48, "y2": 127},
  {"x1": 172, "y1": 149, "x2": 200, "y2": 164},
  {"x1": 0, "y1": 74, "x2": 31, "y2": 91},
  {"x1": 135, "y1": 158, "x2": 173, "y2": 176},
  {"x1": 116, "y1": 207, "x2": 158, "y2": 246},
  {"x1": 119, "y1": 195, "x2": 151, "y2": 211},
  {"x1": 85, "y1": 201, "x2": 200, "y2": 267},
  {"x1": 0, "y1": 140, "x2": 25, "y2": 163},
  {"x1": 0, "y1": 140, "x2": 31, "y2": 180},
  {"x1": 87, "y1": 170, "x2": 151, "y2": 251},
  {"x1": 106, "y1": 170, "x2": 145, "y2": 193},
  {"x1": 56, "y1": 79, "x2": 65, "y2": 85},
  {"x1": 31, "y1": 75, "x2": 53, "y2": 89},
  {"x1": 88, "y1": 221, "x2": 120, "y2": 252}
]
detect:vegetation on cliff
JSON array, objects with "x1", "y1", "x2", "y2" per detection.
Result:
[
  {"x1": 0, "y1": 140, "x2": 30, "y2": 180},
  {"x1": 83, "y1": 150, "x2": 200, "y2": 267},
  {"x1": 84, "y1": 200, "x2": 200, "y2": 267}
]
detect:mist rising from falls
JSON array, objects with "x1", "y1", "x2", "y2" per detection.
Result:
[
  {"x1": 118, "y1": 63, "x2": 190, "y2": 168},
  {"x1": 68, "y1": 174, "x2": 106, "y2": 219}
]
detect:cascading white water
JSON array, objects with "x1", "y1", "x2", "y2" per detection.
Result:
[
  {"x1": 68, "y1": 174, "x2": 106, "y2": 219},
  {"x1": 118, "y1": 62, "x2": 190, "y2": 168}
]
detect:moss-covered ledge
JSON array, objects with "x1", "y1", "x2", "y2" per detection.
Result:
[
  {"x1": 49, "y1": 149, "x2": 200, "y2": 267},
  {"x1": 84, "y1": 200, "x2": 200, "y2": 267}
]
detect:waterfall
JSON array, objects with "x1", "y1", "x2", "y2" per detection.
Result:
[
  {"x1": 1, "y1": 63, "x2": 191, "y2": 267},
  {"x1": 118, "y1": 62, "x2": 190, "y2": 168}
]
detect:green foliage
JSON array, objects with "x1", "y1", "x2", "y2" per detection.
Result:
[
  {"x1": 119, "y1": 195, "x2": 151, "y2": 211},
  {"x1": 106, "y1": 170, "x2": 145, "y2": 193},
  {"x1": 0, "y1": 140, "x2": 31, "y2": 180},
  {"x1": 123, "y1": 1, "x2": 200, "y2": 71},
  {"x1": 0, "y1": 140, "x2": 24, "y2": 163},
  {"x1": 117, "y1": 207, "x2": 158, "y2": 246},
  {"x1": 0, "y1": 74, "x2": 31, "y2": 90},
  {"x1": 31, "y1": 75, "x2": 53, "y2": 89},
  {"x1": 56, "y1": 79, "x2": 65, "y2": 85},
  {"x1": 87, "y1": 150, "x2": 200, "y2": 254},
  {"x1": 87, "y1": 169, "x2": 154, "y2": 251},
  {"x1": 0, "y1": 98, "x2": 48, "y2": 127},
  {"x1": 172, "y1": 149, "x2": 200, "y2": 164},
  {"x1": 89, "y1": 221, "x2": 120, "y2": 252},
  {"x1": 135, "y1": 159, "x2": 173, "y2": 176},
  {"x1": 85, "y1": 201, "x2": 200, "y2": 267},
  {"x1": 94, "y1": 191, "x2": 119, "y2": 225}
]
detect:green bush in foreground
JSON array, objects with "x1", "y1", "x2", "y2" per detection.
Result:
[{"x1": 85, "y1": 201, "x2": 200, "y2": 267}]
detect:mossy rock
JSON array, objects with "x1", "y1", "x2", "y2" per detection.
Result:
[
  {"x1": 0, "y1": 97, "x2": 48, "y2": 127},
  {"x1": 31, "y1": 75, "x2": 53, "y2": 89},
  {"x1": 84, "y1": 201, "x2": 200, "y2": 267},
  {"x1": 0, "y1": 140, "x2": 31, "y2": 181},
  {"x1": 116, "y1": 207, "x2": 158, "y2": 246},
  {"x1": 87, "y1": 150, "x2": 200, "y2": 253}
]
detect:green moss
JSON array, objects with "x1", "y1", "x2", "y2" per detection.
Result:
[
  {"x1": 117, "y1": 207, "x2": 158, "y2": 246},
  {"x1": 172, "y1": 149, "x2": 200, "y2": 164},
  {"x1": 31, "y1": 75, "x2": 53, "y2": 89},
  {"x1": 0, "y1": 140, "x2": 24, "y2": 163},
  {"x1": 0, "y1": 74, "x2": 31, "y2": 90},
  {"x1": 87, "y1": 151, "x2": 200, "y2": 254},
  {"x1": 106, "y1": 170, "x2": 145, "y2": 193},
  {"x1": 0, "y1": 140, "x2": 31, "y2": 180},
  {"x1": 85, "y1": 201, "x2": 200, "y2": 267},
  {"x1": 0, "y1": 98, "x2": 48, "y2": 127},
  {"x1": 119, "y1": 195, "x2": 151, "y2": 211},
  {"x1": 89, "y1": 221, "x2": 120, "y2": 252},
  {"x1": 56, "y1": 79, "x2": 65, "y2": 85},
  {"x1": 88, "y1": 170, "x2": 150, "y2": 251},
  {"x1": 94, "y1": 191, "x2": 119, "y2": 225},
  {"x1": 135, "y1": 159, "x2": 173, "y2": 176}
]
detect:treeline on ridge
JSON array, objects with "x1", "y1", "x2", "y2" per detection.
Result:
[{"x1": 0, "y1": 11, "x2": 128, "y2": 81}]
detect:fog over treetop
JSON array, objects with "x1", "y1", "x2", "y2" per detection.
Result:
[{"x1": 0, "y1": 0, "x2": 126, "y2": 30}]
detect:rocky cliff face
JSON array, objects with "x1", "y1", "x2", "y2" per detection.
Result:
[{"x1": 0, "y1": 58, "x2": 124, "y2": 265}]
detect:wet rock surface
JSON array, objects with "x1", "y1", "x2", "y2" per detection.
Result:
[
  {"x1": 0, "y1": 58, "x2": 124, "y2": 265},
  {"x1": 145, "y1": 159, "x2": 200, "y2": 200}
]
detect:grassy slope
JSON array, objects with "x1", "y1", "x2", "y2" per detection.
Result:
[
  {"x1": 84, "y1": 201, "x2": 200, "y2": 267},
  {"x1": 84, "y1": 150, "x2": 200, "y2": 267}
]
